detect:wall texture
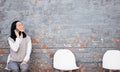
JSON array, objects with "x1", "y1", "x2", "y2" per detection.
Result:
[{"x1": 0, "y1": 0, "x2": 120, "y2": 72}]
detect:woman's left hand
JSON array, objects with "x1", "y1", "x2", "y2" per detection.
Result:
[{"x1": 21, "y1": 61, "x2": 27, "y2": 65}]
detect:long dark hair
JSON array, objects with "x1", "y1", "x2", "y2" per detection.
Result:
[{"x1": 10, "y1": 20, "x2": 26, "y2": 41}]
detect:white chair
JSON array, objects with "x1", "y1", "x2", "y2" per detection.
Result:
[
  {"x1": 53, "y1": 49, "x2": 80, "y2": 72},
  {"x1": 102, "y1": 50, "x2": 120, "y2": 72}
]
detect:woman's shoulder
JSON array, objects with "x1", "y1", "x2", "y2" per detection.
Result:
[
  {"x1": 8, "y1": 37, "x2": 14, "y2": 42},
  {"x1": 26, "y1": 35, "x2": 31, "y2": 40},
  {"x1": 8, "y1": 37, "x2": 12, "y2": 40},
  {"x1": 26, "y1": 35, "x2": 30, "y2": 38}
]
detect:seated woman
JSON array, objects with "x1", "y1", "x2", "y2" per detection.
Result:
[{"x1": 5, "y1": 20, "x2": 32, "y2": 72}]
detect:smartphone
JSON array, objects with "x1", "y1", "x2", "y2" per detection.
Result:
[
  {"x1": 15, "y1": 29, "x2": 22, "y2": 36},
  {"x1": 15, "y1": 29, "x2": 19, "y2": 32}
]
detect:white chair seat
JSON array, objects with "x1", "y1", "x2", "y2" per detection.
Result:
[
  {"x1": 53, "y1": 49, "x2": 79, "y2": 71},
  {"x1": 103, "y1": 50, "x2": 120, "y2": 70}
]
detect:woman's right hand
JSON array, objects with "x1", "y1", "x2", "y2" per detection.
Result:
[{"x1": 14, "y1": 30, "x2": 19, "y2": 38}]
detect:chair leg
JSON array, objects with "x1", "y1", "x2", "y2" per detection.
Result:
[
  {"x1": 60, "y1": 70, "x2": 64, "y2": 72},
  {"x1": 76, "y1": 69, "x2": 80, "y2": 72},
  {"x1": 102, "y1": 70, "x2": 105, "y2": 72},
  {"x1": 109, "y1": 70, "x2": 112, "y2": 72},
  {"x1": 101, "y1": 68, "x2": 106, "y2": 72},
  {"x1": 69, "y1": 70, "x2": 72, "y2": 72}
]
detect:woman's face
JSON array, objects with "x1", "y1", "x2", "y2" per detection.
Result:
[{"x1": 16, "y1": 22, "x2": 24, "y2": 32}]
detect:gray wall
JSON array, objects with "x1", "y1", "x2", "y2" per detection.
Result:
[{"x1": 0, "y1": 0, "x2": 120, "y2": 72}]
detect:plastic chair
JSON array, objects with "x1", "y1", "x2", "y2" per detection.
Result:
[
  {"x1": 53, "y1": 49, "x2": 80, "y2": 72},
  {"x1": 102, "y1": 50, "x2": 120, "y2": 72}
]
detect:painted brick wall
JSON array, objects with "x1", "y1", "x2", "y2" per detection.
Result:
[{"x1": 0, "y1": 0, "x2": 120, "y2": 72}]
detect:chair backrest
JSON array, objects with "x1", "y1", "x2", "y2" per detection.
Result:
[
  {"x1": 53, "y1": 49, "x2": 78, "y2": 70},
  {"x1": 102, "y1": 50, "x2": 120, "y2": 70}
]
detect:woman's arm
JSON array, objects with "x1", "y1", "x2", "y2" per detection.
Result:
[
  {"x1": 8, "y1": 37, "x2": 22, "y2": 52},
  {"x1": 23, "y1": 38, "x2": 32, "y2": 62}
]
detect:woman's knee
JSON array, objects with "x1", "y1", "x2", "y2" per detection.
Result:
[
  {"x1": 20, "y1": 64, "x2": 29, "y2": 72},
  {"x1": 21, "y1": 69, "x2": 28, "y2": 72},
  {"x1": 8, "y1": 61, "x2": 19, "y2": 72},
  {"x1": 10, "y1": 66, "x2": 19, "y2": 72}
]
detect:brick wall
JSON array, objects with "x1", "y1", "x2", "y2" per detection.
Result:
[{"x1": 0, "y1": 0, "x2": 120, "y2": 72}]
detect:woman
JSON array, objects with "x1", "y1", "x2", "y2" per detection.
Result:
[{"x1": 5, "y1": 20, "x2": 32, "y2": 72}]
